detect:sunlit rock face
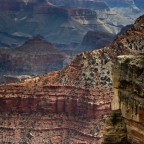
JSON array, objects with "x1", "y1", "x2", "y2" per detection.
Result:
[
  {"x1": 102, "y1": 15, "x2": 144, "y2": 144},
  {"x1": 0, "y1": 14, "x2": 143, "y2": 144},
  {"x1": 111, "y1": 54, "x2": 144, "y2": 144}
]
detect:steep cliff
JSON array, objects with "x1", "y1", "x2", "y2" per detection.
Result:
[
  {"x1": 102, "y1": 16, "x2": 144, "y2": 144},
  {"x1": 109, "y1": 54, "x2": 144, "y2": 144},
  {"x1": 0, "y1": 15, "x2": 143, "y2": 143}
]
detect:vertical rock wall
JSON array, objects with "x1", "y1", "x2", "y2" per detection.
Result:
[{"x1": 103, "y1": 54, "x2": 144, "y2": 144}]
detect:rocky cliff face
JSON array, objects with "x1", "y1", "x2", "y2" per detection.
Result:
[
  {"x1": 0, "y1": 84, "x2": 111, "y2": 143},
  {"x1": 0, "y1": 15, "x2": 143, "y2": 143},
  {"x1": 102, "y1": 110, "x2": 128, "y2": 144},
  {"x1": 110, "y1": 54, "x2": 144, "y2": 144}
]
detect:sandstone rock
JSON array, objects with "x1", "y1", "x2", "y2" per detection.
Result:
[
  {"x1": 111, "y1": 54, "x2": 144, "y2": 144},
  {"x1": 102, "y1": 110, "x2": 128, "y2": 144}
]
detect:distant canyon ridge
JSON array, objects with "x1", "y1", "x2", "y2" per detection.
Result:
[
  {"x1": 0, "y1": 0, "x2": 143, "y2": 49},
  {"x1": 0, "y1": 0, "x2": 143, "y2": 81}
]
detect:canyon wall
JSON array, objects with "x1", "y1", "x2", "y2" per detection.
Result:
[
  {"x1": 112, "y1": 54, "x2": 144, "y2": 144},
  {"x1": 0, "y1": 15, "x2": 143, "y2": 144},
  {"x1": 103, "y1": 54, "x2": 144, "y2": 144},
  {"x1": 0, "y1": 84, "x2": 111, "y2": 143}
]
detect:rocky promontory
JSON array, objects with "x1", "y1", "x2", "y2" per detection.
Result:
[{"x1": 112, "y1": 53, "x2": 144, "y2": 144}]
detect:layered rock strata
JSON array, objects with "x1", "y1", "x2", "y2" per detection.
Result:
[
  {"x1": 0, "y1": 0, "x2": 116, "y2": 48},
  {"x1": 0, "y1": 15, "x2": 144, "y2": 143},
  {"x1": 0, "y1": 83, "x2": 111, "y2": 143},
  {"x1": 0, "y1": 37, "x2": 66, "y2": 76}
]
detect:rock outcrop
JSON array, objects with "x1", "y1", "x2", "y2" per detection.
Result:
[
  {"x1": 102, "y1": 110, "x2": 128, "y2": 144},
  {"x1": 110, "y1": 54, "x2": 144, "y2": 144},
  {"x1": 0, "y1": 14, "x2": 143, "y2": 144}
]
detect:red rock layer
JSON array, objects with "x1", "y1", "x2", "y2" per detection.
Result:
[
  {"x1": 0, "y1": 84, "x2": 111, "y2": 116},
  {"x1": 0, "y1": 15, "x2": 143, "y2": 143},
  {"x1": 0, "y1": 84, "x2": 111, "y2": 143}
]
